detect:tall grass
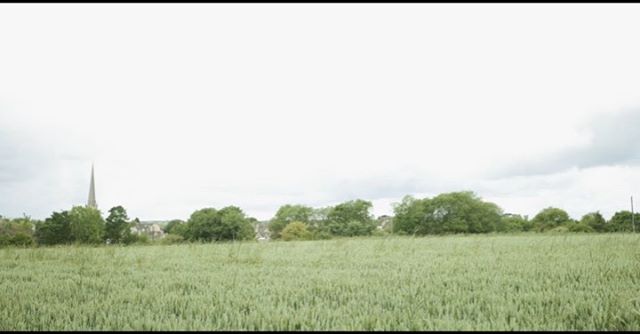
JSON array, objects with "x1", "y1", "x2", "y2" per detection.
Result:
[{"x1": 1, "y1": 234, "x2": 639, "y2": 330}]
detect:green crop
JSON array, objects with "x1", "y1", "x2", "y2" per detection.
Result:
[{"x1": 1, "y1": 233, "x2": 639, "y2": 330}]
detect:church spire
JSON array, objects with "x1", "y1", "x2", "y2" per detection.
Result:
[{"x1": 87, "y1": 163, "x2": 97, "y2": 209}]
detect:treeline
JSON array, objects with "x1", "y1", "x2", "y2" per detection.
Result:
[
  {"x1": 0, "y1": 205, "x2": 148, "y2": 247},
  {"x1": 253, "y1": 191, "x2": 637, "y2": 241},
  {"x1": 0, "y1": 204, "x2": 261, "y2": 247},
  {"x1": 164, "y1": 192, "x2": 637, "y2": 242},
  {"x1": 1, "y1": 191, "x2": 638, "y2": 247},
  {"x1": 391, "y1": 192, "x2": 637, "y2": 235},
  {"x1": 165, "y1": 199, "x2": 380, "y2": 242}
]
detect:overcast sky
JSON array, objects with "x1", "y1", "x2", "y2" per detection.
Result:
[{"x1": 2, "y1": 4, "x2": 640, "y2": 221}]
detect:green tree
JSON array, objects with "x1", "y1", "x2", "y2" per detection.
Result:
[
  {"x1": 163, "y1": 219, "x2": 185, "y2": 234},
  {"x1": 69, "y1": 206, "x2": 105, "y2": 244},
  {"x1": 269, "y1": 204, "x2": 313, "y2": 239},
  {"x1": 104, "y1": 206, "x2": 131, "y2": 244},
  {"x1": 172, "y1": 222, "x2": 188, "y2": 237},
  {"x1": 281, "y1": 221, "x2": 312, "y2": 241},
  {"x1": 495, "y1": 214, "x2": 527, "y2": 233},
  {"x1": 607, "y1": 210, "x2": 640, "y2": 232},
  {"x1": 35, "y1": 211, "x2": 73, "y2": 245},
  {"x1": 548, "y1": 225, "x2": 569, "y2": 233},
  {"x1": 393, "y1": 192, "x2": 502, "y2": 235},
  {"x1": 521, "y1": 216, "x2": 535, "y2": 231},
  {"x1": 217, "y1": 206, "x2": 256, "y2": 241},
  {"x1": 531, "y1": 207, "x2": 572, "y2": 232},
  {"x1": 0, "y1": 216, "x2": 36, "y2": 247},
  {"x1": 185, "y1": 206, "x2": 255, "y2": 242},
  {"x1": 567, "y1": 221, "x2": 595, "y2": 233},
  {"x1": 392, "y1": 195, "x2": 428, "y2": 234},
  {"x1": 323, "y1": 199, "x2": 376, "y2": 237},
  {"x1": 9, "y1": 232, "x2": 34, "y2": 246},
  {"x1": 580, "y1": 212, "x2": 606, "y2": 232},
  {"x1": 160, "y1": 234, "x2": 184, "y2": 244},
  {"x1": 185, "y1": 208, "x2": 218, "y2": 241},
  {"x1": 127, "y1": 233, "x2": 149, "y2": 244},
  {"x1": 308, "y1": 207, "x2": 331, "y2": 232}
]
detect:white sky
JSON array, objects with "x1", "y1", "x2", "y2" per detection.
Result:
[{"x1": 2, "y1": 4, "x2": 640, "y2": 221}]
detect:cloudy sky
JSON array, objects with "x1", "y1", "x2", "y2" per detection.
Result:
[{"x1": 2, "y1": 4, "x2": 640, "y2": 221}]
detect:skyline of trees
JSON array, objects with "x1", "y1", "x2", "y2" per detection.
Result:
[{"x1": 1, "y1": 190, "x2": 639, "y2": 247}]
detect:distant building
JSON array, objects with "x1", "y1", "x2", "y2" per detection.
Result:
[
  {"x1": 255, "y1": 221, "x2": 270, "y2": 241},
  {"x1": 377, "y1": 215, "x2": 393, "y2": 230},
  {"x1": 87, "y1": 164, "x2": 97, "y2": 209},
  {"x1": 131, "y1": 220, "x2": 167, "y2": 240}
]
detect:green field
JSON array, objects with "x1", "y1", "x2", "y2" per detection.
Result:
[{"x1": 1, "y1": 234, "x2": 639, "y2": 330}]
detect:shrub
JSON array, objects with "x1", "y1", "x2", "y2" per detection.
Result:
[
  {"x1": 531, "y1": 207, "x2": 572, "y2": 232},
  {"x1": 371, "y1": 228, "x2": 388, "y2": 237},
  {"x1": 310, "y1": 230, "x2": 332, "y2": 240},
  {"x1": 68, "y1": 206, "x2": 105, "y2": 244},
  {"x1": 10, "y1": 232, "x2": 34, "y2": 246},
  {"x1": 496, "y1": 214, "x2": 527, "y2": 232},
  {"x1": 0, "y1": 218, "x2": 35, "y2": 247},
  {"x1": 548, "y1": 225, "x2": 569, "y2": 233},
  {"x1": 185, "y1": 206, "x2": 255, "y2": 242},
  {"x1": 104, "y1": 206, "x2": 131, "y2": 244},
  {"x1": 123, "y1": 233, "x2": 149, "y2": 245},
  {"x1": 580, "y1": 212, "x2": 606, "y2": 232},
  {"x1": 567, "y1": 222, "x2": 594, "y2": 233},
  {"x1": 607, "y1": 211, "x2": 640, "y2": 232},
  {"x1": 35, "y1": 211, "x2": 73, "y2": 245},
  {"x1": 281, "y1": 222, "x2": 312, "y2": 241},
  {"x1": 323, "y1": 200, "x2": 377, "y2": 237},
  {"x1": 161, "y1": 234, "x2": 185, "y2": 245},
  {"x1": 269, "y1": 205, "x2": 313, "y2": 239},
  {"x1": 163, "y1": 219, "x2": 186, "y2": 235},
  {"x1": 135, "y1": 234, "x2": 150, "y2": 244},
  {"x1": 393, "y1": 192, "x2": 502, "y2": 235}
]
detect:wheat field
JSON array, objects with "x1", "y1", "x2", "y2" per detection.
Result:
[{"x1": 1, "y1": 233, "x2": 639, "y2": 330}]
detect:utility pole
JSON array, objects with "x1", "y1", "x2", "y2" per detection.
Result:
[{"x1": 632, "y1": 196, "x2": 635, "y2": 233}]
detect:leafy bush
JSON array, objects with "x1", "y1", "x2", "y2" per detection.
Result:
[
  {"x1": 580, "y1": 212, "x2": 606, "y2": 232},
  {"x1": 310, "y1": 230, "x2": 332, "y2": 240},
  {"x1": 281, "y1": 222, "x2": 312, "y2": 241},
  {"x1": 161, "y1": 234, "x2": 185, "y2": 245},
  {"x1": 393, "y1": 192, "x2": 502, "y2": 235},
  {"x1": 371, "y1": 228, "x2": 388, "y2": 237},
  {"x1": 496, "y1": 214, "x2": 527, "y2": 232},
  {"x1": 548, "y1": 225, "x2": 569, "y2": 233},
  {"x1": 0, "y1": 234, "x2": 32, "y2": 247},
  {"x1": 10, "y1": 232, "x2": 34, "y2": 246},
  {"x1": 163, "y1": 219, "x2": 186, "y2": 235},
  {"x1": 606, "y1": 211, "x2": 640, "y2": 232},
  {"x1": 122, "y1": 233, "x2": 149, "y2": 245},
  {"x1": 35, "y1": 211, "x2": 73, "y2": 245},
  {"x1": 269, "y1": 205, "x2": 313, "y2": 239},
  {"x1": 105, "y1": 206, "x2": 131, "y2": 244},
  {"x1": 567, "y1": 223, "x2": 594, "y2": 233},
  {"x1": 134, "y1": 234, "x2": 150, "y2": 244},
  {"x1": 321, "y1": 200, "x2": 377, "y2": 237},
  {"x1": 68, "y1": 206, "x2": 105, "y2": 244},
  {"x1": 184, "y1": 206, "x2": 256, "y2": 242},
  {"x1": 0, "y1": 218, "x2": 35, "y2": 247},
  {"x1": 531, "y1": 207, "x2": 572, "y2": 232}
]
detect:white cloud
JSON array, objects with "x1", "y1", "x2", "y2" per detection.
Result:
[
  {"x1": 1, "y1": 4, "x2": 640, "y2": 220},
  {"x1": 478, "y1": 165, "x2": 640, "y2": 221}
]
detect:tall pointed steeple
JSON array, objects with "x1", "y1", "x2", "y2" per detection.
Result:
[{"x1": 87, "y1": 163, "x2": 97, "y2": 209}]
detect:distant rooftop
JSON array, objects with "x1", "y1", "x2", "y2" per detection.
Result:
[{"x1": 138, "y1": 220, "x2": 171, "y2": 225}]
